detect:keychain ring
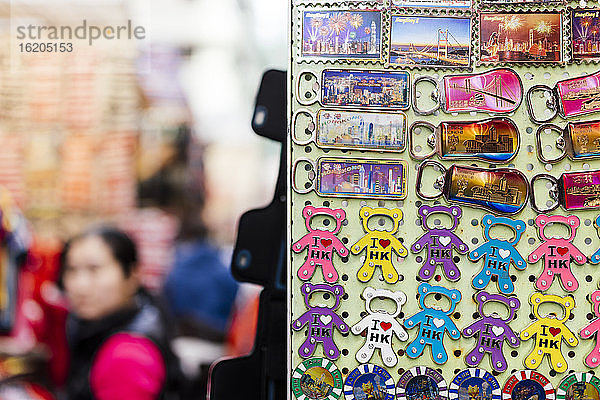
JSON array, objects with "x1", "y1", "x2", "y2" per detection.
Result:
[
  {"x1": 412, "y1": 76, "x2": 441, "y2": 116},
  {"x1": 291, "y1": 109, "x2": 317, "y2": 146},
  {"x1": 529, "y1": 173, "x2": 559, "y2": 213},
  {"x1": 527, "y1": 85, "x2": 557, "y2": 124},
  {"x1": 535, "y1": 124, "x2": 567, "y2": 164},
  {"x1": 296, "y1": 70, "x2": 319, "y2": 106},
  {"x1": 409, "y1": 121, "x2": 437, "y2": 160},
  {"x1": 416, "y1": 160, "x2": 446, "y2": 200},
  {"x1": 291, "y1": 157, "x2": 316, "y2": 194}
]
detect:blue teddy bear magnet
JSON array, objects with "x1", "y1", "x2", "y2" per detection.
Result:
[
  {"x1": 404, "y1": 282, "x2": 461, "y2": 364},
  {"x1": 469, "y1": 214, "x2": 527, "y2": 294}
]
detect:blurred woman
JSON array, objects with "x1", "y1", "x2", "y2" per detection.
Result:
[{"x1": 60, "y1": 227, "x2": 182, "y2": 400}]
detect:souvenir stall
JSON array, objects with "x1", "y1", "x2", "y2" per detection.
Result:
[{"x1": 289, "y1": 1, "x2": 600, "y2": 400}]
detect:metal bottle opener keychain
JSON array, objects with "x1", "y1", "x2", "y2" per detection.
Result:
[
  {"x1": 520, "y1": 293, "x2": 578, "y2": 373},
  {"x1": 580, "y1": 290, "x2": 600, "y2": 368},
  {"x1": 292, "y1": 206, "x2": 349, "y2": 283},
  {"x1": 351, "y1": 206, "x2": 408, "y2": 284},
  {"x1": 296, "y1": 69, "x2": 410, "y2": 110},
  {"x1": 404, "y1": 282, "x2": 461, "y2": 364},
  {"x1": 293, "y1": 108, "x2": 407, "y2": 153},
  {"x1": 530, "y1": 169, "x2": 600, "y2": 213},
  {"x1": 462, "y1": 292, "x2": 520, "y2": 373},
  {"x1": 411, "y1": 205, "x2": 468, "y2": 282},
  {"x1": 416, "y1": 161, "x2": 529, "y2": 214},
  {"x1": 412, "y1": 68, "x2": 523, "y2": 116},
  {"x1": 535, "y1": 120, "x2": 600, "y2": 163},
  {"x1": 292, "y1": 283, "x2": 349, "y2": 360},
  {"x1": 590, "y1": 215, "x2": 600, "y2": 265},
  {"x1": 528, "y1": 214, "x2": 586, "y2": 292},
  {"x1": 293, "y1": 157, "x2": 408, "y2": 200},
  {"x1": 409, "y1": 117, "x2": 520, "y2": 163},
  {"x1": 527, "y1": 69, "x2": 600, "y2": 123},
  {"x1": 469, "y1": 214, "x2": 527, "y2": 294},
  {"x1": 350, "y1": 287, "x2": 408, "y2": 367}
]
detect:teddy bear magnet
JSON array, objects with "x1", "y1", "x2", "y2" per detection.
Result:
[
  {"x1": 469, "y1": 214, "x2": 527, "y2": 294},
  {"x1": 351, "y1": 287, "x2": 408, "y2": 367},
  {"x1": 527, "y1": 214, "x2": 586, "y2": 292},
  {"x1": 351, "y1": 206, "x2": 408, "y2": 284},
  {"x1": 520, "y1": 293, "x2": 578, "y2": 373},
  {"x1": 411, "y1": 205, "x2": 469, "y2": 282},
  {"x1": 292, "y1": 282, "x2": 349, "y2": 360},
  {"x1": 580, "y1": 290, "x2": 600, "y2": 368},
  {"x1": 292, "y1": 206, "x2": 349, "y2": 283},
  {"x1": 404, "y1": 282, "x2": 461, "y2": 364},
  {"x1": 462, "y1": 291, "x2": 520, "y2": 372}
]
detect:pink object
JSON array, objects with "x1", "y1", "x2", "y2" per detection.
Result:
[
  {"x1": 90, "y1": 333, "x2": 166, "y2": 400},
  {"x1": 580, "y1": 290, "x2": 600, "y2": 368},
  {"x1": 443, "y1": 68, "x2": 522, "y2": 114},
  {"x1": 557, "y1": 71, "x2": 600, "y2": 118},
  {"x1": 292, "y1": 206, "x2": 349, "y2": 283},
  {"x1": 528, "y1": 215, "x2": 586, "y2": 292}
]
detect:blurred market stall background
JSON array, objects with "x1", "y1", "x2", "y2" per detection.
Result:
[{"x1": 0, "y1": 0, "x2": 286, "y2": 395}]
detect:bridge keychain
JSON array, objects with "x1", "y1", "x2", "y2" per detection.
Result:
[
  {"x1": 291, "y1": 358, "x2": 343, "y2": 400},
  {"x1": 350, "y1": 287, "x2": 409, "y2": 367},
  {"x1": 292, "y1": 283, "x2": 349, "y2": 360},
  {"x1": 530, "y1": 169, "x2": 600, "y2": 213},
  {"x1": 579, "y1": 290, "x2": 600, "y2": 368},
  {"x1": 296, "y1": 68, "x2": 410, "y2": 110},
  {"x1": 351, "y1": 206, "x2": 408, "y2": 284},
  {"x1": 520, "y1": 293, "x2": 578, "y2": 373},
  {"x1": 410, "y1": 205, "x2": 468, "y2": 282},
  {"x1": 293, "y1": 109, "x2": 407, "y2": 153},
  {"x1": 469, "y1": 214, "x2": 527, "y2": 294},
  {"x1": 534, "y1": 120, "x2": 600, "y2": 163},
  {"x1": 292, "y1": 157, "x2": 408, "y2": 200},
  {"x1": 292, "y1": 206, "x2": 349, "y2": 283},
  {"x1": 462, "y1": 291, "x2": 521, "y2": 373},
  {"x1": 528, "y1": 215, "x2": 586, "y2": 292},
  {"x1": 416, "y1": 161, "x2": 529, "y2": 214},
  {"x1": 449, "y1": 368, "x2": 501, "y2": 400},
  {"x1": 412, "y1": 68, "x2": 523, "y2": 115},
  {"x1": 404, "y1": 282, "x2": 461, "y2": 364},
  {"x1": 409, "y1": 117, "x2": 520, "y2": 163},
  {"x1": 527, "y1": 69, "x2": 600, "y2": 124},
  {"x1": 590, "y1": 215, "x2": 600, "y2": 265}
]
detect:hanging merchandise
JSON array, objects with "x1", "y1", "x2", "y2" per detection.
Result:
[{"x1": 289, "y1": 1, "x2": 600, "y2": 398}]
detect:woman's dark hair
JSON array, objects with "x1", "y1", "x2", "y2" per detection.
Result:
[{"x1": 58, "y1": 226, "x2": 138, "y2": 289}]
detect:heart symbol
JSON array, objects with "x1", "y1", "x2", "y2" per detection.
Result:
[
  {"x1": 380, "y1": 322, "x2": 392, "y2": 331},
  {"x1": 557, "y1": 247, "x2": 568, "y2": 256},
  {"x1": 433, "y1": 318, "x2": 444, "y2": 328},
  {"x1": 379, "y1": 239, "x2": 391, "y2": 249},
  {"x1": 320, "y1": 315, "x2": 332, "y2": 325},
  {"x1": 439, "y1": 236, "x2": 451, "y2": 247},
  {"x1": 498, "y1": 249, "x2": 510, "y2": 259},
  {"x1": 549, "y1": 327, "x2": 561, "y2": 337},
  {"x1": 492, "y1": 326, "x2": 505, "y2": 336},
  {"x1": 321, "y1": 239, "x2": 332, "y2": 248}
]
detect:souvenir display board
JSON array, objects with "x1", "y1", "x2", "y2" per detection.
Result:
[{"x1": 289, "y1": 1, "x2": 600, "y2": 400}]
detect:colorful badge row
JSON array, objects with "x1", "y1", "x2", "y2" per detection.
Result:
[
  {"x1": 301, "y1": 11, "x2": 599, "y2": 65},
  {"x1": 294, "y1": 205, "x2": 600, "y2": 292},
  {"x1": 292, "y1": 284, "x2": 600, "y2": 371},
  {"x1": 293, "y1": 362, "x2": 595, "y2": 400}
]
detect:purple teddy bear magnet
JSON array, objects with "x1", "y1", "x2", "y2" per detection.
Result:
[
  {"x1": 462, "y1": 291, "x2": 520, "y2": 373},
  {"x1": 291, "y1": 282, "x2": 349, "y2": 360},
  {"x1": 411, "y1": 205, "x2": 468, "y2": 281}
]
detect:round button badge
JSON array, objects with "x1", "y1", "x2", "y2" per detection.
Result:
[
  {"x1": 292, "y1": 358, "x2": 343, "y2": 400},
  {"x1": 449, "y1": 368, "x2": 501, "y2": 400},
  {"x1": 502, "y1": 370, "x2": 555, "y2": 400},
  {"x1": 556, "y1": 372, "x2": 600, "y2": 400},
  {"x1": 344, "y1": 363, "x2": 396, "y2": 400},
  {"x1": 397, "y1": 366, "x2": 448, "y2": 400}
]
